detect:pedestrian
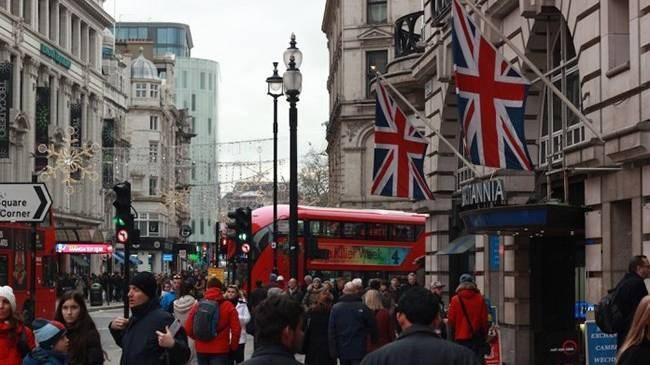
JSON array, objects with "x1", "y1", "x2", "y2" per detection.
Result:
[
  {"x1": 109, "y1": 271, "x2": 191, "y2": 365},
  {"x1": 328, "y1": 282, "x2": 377, "y2": 365},
  {"x1": 173, "y1": 280, "x2": 198, "y2": 365},
  {"x1": 429, "y1": 281, "x2": 448, "y2": 339},
  {"x1": 225, "y1": 285, "x2": 251, "y2": 364},
  {"x1": 388, "y1": 278, "x2": 400, "y2": 304},
  {"x1": 54, "y1": 291, "x2": 104, "y2": 365},
  {"x1": 447, "y1": 274, "x2": 489, "y2": 360},
  {"x1": 160, "y1": 274, "x2": 182, "y2": 313},
  {"x1": 303, "y1": 290, "x2": 336, "y2": 365},
  {"x1": 613, "y1": 255, "x2": 650, "y2": 346},
  {"x1": 0, "y1": 286, "x2": 35, "y2": 365},
  {"x1": 360, "y1": 287, "x2": 480, "y2": 365},
  {"x1": 286, "y1": 278, "x2": 304, "y2": 303},
  {"x1": 363, "y1": 290, "x2": 395, "y2": 353},
  {"x1": 617, "y1": 295, "x2": 650, "y2": 365},
  {"x1": 240, "y1": 295, "x2": 304, "y2": 365},
  {"x1": 23, "y1": 319, "x2": 70, "y2": 365},
  {"x1": 184, "y1": 277, "x2": 241, "y2": 365},
  {"x1": 302, "y1": 275, "x2": 313, "y2": 294},
  {"x1": 378, "y1": 282, "x2": 393, "y2": 310},
  {"x1": 333, "y1": 277, "x2": 345, "y2": 303},
  {"x1": 276, "y1": 276, "x2": 286, "y2": 290},
  {"x1": 302, "y1": 278, "x2": 324, "y2": 308}
]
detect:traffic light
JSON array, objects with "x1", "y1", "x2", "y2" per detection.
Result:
[
  {"x1": 113, "y1": 182, "x2": 134, "y2": 242},
  {"x1": 226, "y1": 207, "x2": 252, "y2": 254}
]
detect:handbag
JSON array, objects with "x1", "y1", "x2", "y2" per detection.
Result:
[{"x1": 458, "y1": 296, "x2": 491, "y2": 357}]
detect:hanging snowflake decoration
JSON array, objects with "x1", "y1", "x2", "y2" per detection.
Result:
[
  {"x1": 38, "y1": 127, "x2": 100, "y2": 194},
  {"x1": 162, "y1": 188, "x2": 191, "y2": 211}
]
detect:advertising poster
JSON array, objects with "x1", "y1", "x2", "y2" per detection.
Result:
[
  {"x1": 0, "y1": 62, "x2": 12, "y2": 159},
  {"x1": 35, "y1": 87, "x2": 50, "y2": 172}
]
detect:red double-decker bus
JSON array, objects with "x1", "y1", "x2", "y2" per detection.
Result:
[
  {"x1": 244, "y1": 205, "x2": 427, "y2": 287},
  {"x1": 0, "y1": 222, "x2": 58, "y2": 319}
]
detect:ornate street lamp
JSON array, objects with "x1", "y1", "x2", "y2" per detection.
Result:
[
  {"x1": 283, "y1": 33, "x2": 302, "y2": 279},
  {"x1": 266, "y1": 62, "x2": 283, "y2": 274}
]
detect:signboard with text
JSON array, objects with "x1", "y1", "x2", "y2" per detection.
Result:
[
  {"x1": 208, "y1": 268, "x2": 224, "y2": 282},
  {"x1": 0, "y1": 62, "x2": 12, "y2": 159},
  {"x1": 0, "y1": 184, "x2": 52, "y2": 222},
  {"x1": 485, "y1": 327, "x2": 502, "y2": 365},
  {"x1": 585, "y1": 320, "x2": 617, "y2": 365},
  {"x1": 309, "y1": 243, "x2": 411, "y2": 266},
  {"x1": 55, "y1": 243, "x2": 113, "y2": 254}
]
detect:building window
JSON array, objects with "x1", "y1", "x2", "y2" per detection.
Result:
[
  {"x1": 192, "y1": 117, "x2": 196, "y2": 133},
  {"x1": 208, "y1": 73, "x2": 213, "y2": 90},
  {"x1": 135, "y1": 213, "x2": 166, "y2": 237},
  {"x1": 191, "y1": 220, "x2": 196, "y2": 235},
  {"x1": 539, "y1": 18, "x2": 583, "y2": 166},
  {"x1": 366, "y1": 50, "x2": 388, "y2": 97},
  {"x1": 136, "y1": 83, "x2": 147, "y2": 98},
  {"x1": 192, "y1": 164, "x2": 196, "y2": 180},
  {"x1": 149, "y1": 142, "x2": 158, "y2": 162},
  {"x1": 182, "y1": 70, "x2": 188, "y2": 88},
  {"x1": 208, "y1": 118, "x2": 212, "y2": 135},
  {"x1": 367, "y1": 0, "x2": 387, "y2": 24},
  {"x1": 200, "y1": 219, "x2": 205, "y2": 235},
  {"x1": 150, "y1": 84, "x2": 159, "y2": 98},
  {"x1": 150, "y1": 115, "x2": 158, "y2": 130},
  {"x1": 607, "y1": 0, "x2": 630, "y2": 71},
  {"x1": 191, "y1": 94, "x2": 196, "y2": 111},
  {"x1": 200, "y1": 72, "x2": 206, "y2": 89},
  {"x1": 148, "y1": 176, "x2": 157, "y2": 196}
]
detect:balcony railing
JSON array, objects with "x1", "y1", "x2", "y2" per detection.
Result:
[
  {"x1": 394, "y1": 11, "x2": 424, "y2": 58},
  {"x1": 431, "y1": 0, "x2": 452, "y2": 26}
]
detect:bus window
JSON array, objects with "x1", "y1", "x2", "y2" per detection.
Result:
[
  {"x1": 0, "y1": 255, "x2": 8, "y2": 285},
  {"x1": 392, "y1": 224, "x2": 416, "y2": 241},
  {"x1": 311, "y1": 221, "x2": 340, "y2": 238},
  {"x1": 41, "y1": 256, "x2": 58, "y2": 288},
  {"x1": 342, "y1": 223, "x2": 366, "y2": 239},
  {"x1": 368, "y1": 223, "x2": 388, "y2": 240}
]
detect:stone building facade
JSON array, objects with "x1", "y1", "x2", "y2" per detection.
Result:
[
  {"x1": 0, "y1": 0, "x2": 113, "y2": 273},
  {"x1": 323, "y1": 0, "x2": 650, "y2": 363}
]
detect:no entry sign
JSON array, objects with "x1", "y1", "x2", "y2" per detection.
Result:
[{"x1": 0, "y1": 183, "x2": 52, "y2": 222}]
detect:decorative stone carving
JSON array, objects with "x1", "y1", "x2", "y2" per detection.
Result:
[{"x1": 12, "y1": 19, "x2": 24, "y2": 48}]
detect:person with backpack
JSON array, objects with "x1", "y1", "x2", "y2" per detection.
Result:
[
  {"x1": 447, "y1": 274, "x2": 489, "y2": 362},
  {"x1": 184, "y1": 277, "x2": 241, "y2": 365},
  {"x1": 605, "y1": 255, "x2": 650, "y2": 346},
  {"x1": 174, "y1": 280, "x2": 198, "y2": 365},
  {"x1": 0, "y1": 286, "x2": 35, "y2": 365}
]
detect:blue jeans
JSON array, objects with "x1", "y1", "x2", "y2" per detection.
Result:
[{"x1": 197, "y1": 353, "x2": 230, "y2": 365}]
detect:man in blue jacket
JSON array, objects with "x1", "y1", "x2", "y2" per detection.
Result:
[
  {"x1": 109, "y1": 271, "x2": 190, "y2": 365},
  {"x1": 328, "y1": 281, "x2": 377, "y2": 365}
]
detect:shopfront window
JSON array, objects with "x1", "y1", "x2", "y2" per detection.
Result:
[{"x1": 0, "y1": 255, "x2": 7, "y2": 285}]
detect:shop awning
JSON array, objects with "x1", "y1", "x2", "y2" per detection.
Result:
[
  {"x1": 437, "y1": 235, "x2": 476, "y2": 255},
  {"x1": 459, "y1": 203, "x2": 585, "y2": 236},
  {"x1": 113, "y1": 251, "x2": 143, "y2": 265},
  {"x1": 70, "y1": 255, "x2": 89, "y2": 267}
]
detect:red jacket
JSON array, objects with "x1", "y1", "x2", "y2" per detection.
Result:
[
  {"x1": 447, "y1": 285, "x2": 488, "y2": 341},
  {"x1": 184, "y1": 287, "x2": 241, "y2": 354},
  {"x1": 367, "y1": 308, "x2": 395, "y2": 352},
  {"x1": 0, "y1": 321, "x2": 35, "y2": 365}
]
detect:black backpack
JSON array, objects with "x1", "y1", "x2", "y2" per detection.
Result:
[
  {"x1": 192, "y1": 299, "x2": 220, "y2": 341},
  {"x1": 595, "y1": 285, "x2": 624, "y2": 334}
]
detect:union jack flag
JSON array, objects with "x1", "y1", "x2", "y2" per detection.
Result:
[
  {"x1": 371, "y1": 81, "x2": 433, "y2": 200},
  {"x1": 452, "y1": 0, "x2": 534, "y2": 170}
]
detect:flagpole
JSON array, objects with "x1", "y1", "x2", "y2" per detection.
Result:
[
  {"x1": 459, "y1": 0, "x2": 604, "y2": 143},
  {"x1": 373, "y1": 69, "x2": 482, "y2": 177}
]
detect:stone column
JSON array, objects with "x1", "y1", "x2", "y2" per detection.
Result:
[
  {"x1": 43, "y1": 0, "x2": 49, "y2": 39},
  {"x1": 23, "y1": 58, "x2": 38, "y2": 180},
  {"x1": 50, "y1": 0, "x2": 59, "y2": 44},
  {"x1": 81, "y1": 22, "x2": 88, "y2": 63}
]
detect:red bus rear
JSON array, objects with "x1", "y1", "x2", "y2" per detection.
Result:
[
  {"x1": 246, "y1": 205, "x2": 427, "y2": 288},
  {"x1": 0, "y1": 223, "x2": 58, "y2": 319}
]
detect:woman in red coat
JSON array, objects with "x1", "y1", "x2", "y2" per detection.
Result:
[
  {"x1": 364, "y1": 289, "x2": 395, "y2": 352},
  {"x1": 0, "y1": 286, "x2": 35, "y2": 365}
]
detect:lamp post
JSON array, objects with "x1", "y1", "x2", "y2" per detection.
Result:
[
  {"x1": 266, "y1": 62, "x2": 283, "y2": 274},
  {"x1": 283, "y1": 34, "x2": 302, "y2": 279}
]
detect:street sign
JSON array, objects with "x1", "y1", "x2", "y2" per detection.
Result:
[
  {"x1": 0, "y1": 183, "x2": 52, "y2": 222},
  {"x1": 116, "y1": 229, "x2": 128, "y2": 243},
  {"x1": 180, "y1": 225, "x2": 192, "y2": 238},
  {"x1": 242, "y1": 243, "x2": 250, "y2": 253},
  {"x1": 585, "y1": 320, "x2": 617, "y2": 365}
]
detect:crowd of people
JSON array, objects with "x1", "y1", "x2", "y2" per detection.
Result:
[{"x1": 1, "y1": 256, "x2": 649, "y2": 364}]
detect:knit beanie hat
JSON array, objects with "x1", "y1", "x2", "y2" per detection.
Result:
[
  {"x1": 0, "y1": 286, "x2": 16, "y2": 312},
  {"x1": 32, "y1": 318, "x2": 66, "y2": 350},
  {"x1": 130, "y1": 271, "x2": 157, "y2": 300}
]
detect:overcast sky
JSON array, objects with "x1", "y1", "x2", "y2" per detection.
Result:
[{"x1": 104, "y1": 0, "x2": 329, "y2": 180}]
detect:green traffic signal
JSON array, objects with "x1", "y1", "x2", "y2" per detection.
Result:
[
  {"x1": 238, "y1": 232, "x2": 248, "y2": 241},
  {"x1": 113, "y1": 216, "x2": 126, "y2": 226}
]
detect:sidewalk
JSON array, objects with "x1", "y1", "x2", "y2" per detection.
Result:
[{"x1": 87, "y1": 301, "x2": 124, "y2": 312}]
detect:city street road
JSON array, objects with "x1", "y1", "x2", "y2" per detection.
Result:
[{"x1": 90, "y1": 307, "x2": 305, "y2": 364}]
